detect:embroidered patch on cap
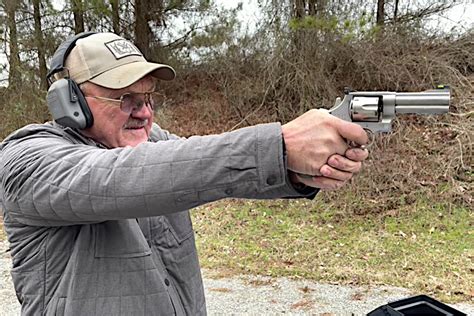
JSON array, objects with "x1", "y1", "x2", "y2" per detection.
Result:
[{"x1": 105, "y1": 39, "x2": 143, "y2": 59}]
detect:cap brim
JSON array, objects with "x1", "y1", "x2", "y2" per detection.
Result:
[{"x1": 89, "y1": 61, "x2": 175, "y2": 89}]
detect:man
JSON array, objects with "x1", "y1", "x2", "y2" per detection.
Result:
[{"x1": 0, "y1": 32, "x2": 368, "y2": 315}]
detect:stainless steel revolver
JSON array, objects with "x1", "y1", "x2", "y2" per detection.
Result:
[{"x1": 329, "y1": 86, "x2": 451, "y2": 134}]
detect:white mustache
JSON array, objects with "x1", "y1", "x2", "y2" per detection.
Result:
[{"x1": 124, "y1": 119, "x2": 148, "y2": 129}]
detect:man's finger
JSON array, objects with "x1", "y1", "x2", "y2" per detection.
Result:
[
  {"x1": 293, "y1": 173, "x2": 346, "y2": 190},
  {"x1": 335, "y1": 119, "x2": 369, "y2": 146},
  {"x1": 344, "y1": 148, "x2": 369, "y2": 162},
  {"x1": 326, "y1": 156, "x2": 362, "y2": 173},
  {"x1": 310, "y1": 176, "x2": 346, "y2": 190},
  {"x1": 320, "y1": 165, "x2": 354, "y2": 181}
]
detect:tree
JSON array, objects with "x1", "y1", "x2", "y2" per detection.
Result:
[
  {"x1": 4, "y1": 0, "x2": 21, "y2": 88},
  {"x1": 292, "y1": 0, "x2": 326, "y2": 18},
  {"x1": 376, "y1": 0, "x2": 385, "y2": 27},
  {"x1": 393, "y1": 0, "x2": 399, "y2": 24},
  {"x1": 134, "y1": 0, "x2": 154, "y2": 58},
  {"x1": 72, "y1": 0, "x2": 85, "y2": 33},
  {"x1": 131, "y1": 0, "x2": 233, "y2": 63},
  {"x1": 32, "y1": 0, "x2": 48, "y2": 90},
  {"x1": 110, "y1": 0, "x2": 120, "y2": 34},
  {"x1": 293, "y1": 0, "x2": 305, "y2": 18},
  {"x1": 384, "y1": 1, "x2": 455, "y2": 26}
]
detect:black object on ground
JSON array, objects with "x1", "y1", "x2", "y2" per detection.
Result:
[{"x1": 367, "y1": 294, "x2": 467, "y2": 316}]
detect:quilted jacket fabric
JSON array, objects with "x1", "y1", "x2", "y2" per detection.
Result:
[{"x1": 0, "y1": 122, "x2": 315, "y2": 315}]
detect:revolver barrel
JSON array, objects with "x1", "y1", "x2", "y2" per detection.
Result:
[{"x1": 395, "y1": 90, "x2": 450, "y2": 115}]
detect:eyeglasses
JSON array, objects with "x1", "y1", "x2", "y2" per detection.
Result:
[{"x1": 88, "y1": 92, "x2": 166, "y2": 113}]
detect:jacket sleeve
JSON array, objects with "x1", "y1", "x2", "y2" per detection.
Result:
[{"x1": 0, "y1": 123, "x2": 316, "y2": 226}]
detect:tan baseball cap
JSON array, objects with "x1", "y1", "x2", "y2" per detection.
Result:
[{"x1": 65, "y1": 32, "x2": 175, "y2": 89}]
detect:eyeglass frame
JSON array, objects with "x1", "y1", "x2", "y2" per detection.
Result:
[{"x1": 86, "y1": 91, "x2": 165, "y2": 113}]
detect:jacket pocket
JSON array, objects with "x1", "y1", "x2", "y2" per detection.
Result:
[
  {"x1": 152, "y1": 211, "x2": 203, "y2": 311},
  {"x1": 94, "y1": 219, "x2": 151, "y2": 258},
  {"x1": 152, "y1": 211, "x2": 197, "y2": 273},
  {"x1": 164, "y1": 210, "x2": 194, "y2": 244},
  {"x1": 55, "y1": 297, "x2": 66, "y2": 316}
]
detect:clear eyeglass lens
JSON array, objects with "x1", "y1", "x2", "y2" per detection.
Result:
[
  {"x1": 150, "y1": 93, "x2": 165, "y2": 109},
  {"x1": 119, "y1": 94, "x2": 138, "y2": 113},
  {"x1": 120, "y1": 93, "x2": 165, "y2": 113}
]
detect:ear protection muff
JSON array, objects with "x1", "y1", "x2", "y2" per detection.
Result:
[{"x1": 46, "y1": 31, "x2": 96, "y2": 129}]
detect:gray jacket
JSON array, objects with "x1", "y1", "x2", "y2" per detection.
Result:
[{"x1": 0, "y1": 122, "x2": 315, "y2": 315}]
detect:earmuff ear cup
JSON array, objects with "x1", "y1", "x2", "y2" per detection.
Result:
[
  {"x1": 46, "y1": 78, "x2": 93, "y2": 129},
  {"x1": 69, "y1": 79, "x2": 93, "y2": 128},
  {"x1": 46, "y1": 31, "x2": 96, "y2": 129}
]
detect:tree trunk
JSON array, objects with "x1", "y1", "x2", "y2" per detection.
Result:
[
  {"x1": 308, "y1": 0, "x2": 316, "y2": 16},
  {"x1": 293, "y1": 0, "x2": 305, "y2": 19},
  {"x1": 110, "y1": 0, "x2": 120, "y2": 34},
  {"x1": 134, "y1": 0, "x2": 151, "y2": 58},
  {"x1": 72, "y1": 0, "x2": 85, "y2": 33},
  {"x1": 315, "y1": 0, "x2": 326, "y2": 17},
  {"x1": 376, "y1": 0, "x2": 385, "y2": 27},
  {"x1": 33, "y1": 0, "x2": 48, "y2": 90},
  {"x1": 291, "y1": 0, "x2": 307, "y2": 55},
  {"x1": 5, "y1": 0, "x2": 21, "y2": 88},
  {"x1": 394, "y1": 0, "x2": 399, "y2": 24},
  {"x1": 294, "y1": 0, "x2": 326, "y2": 18}
]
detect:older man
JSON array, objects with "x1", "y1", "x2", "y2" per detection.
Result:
[{"x1": 0, "y1": 32, "x2": 368, "y2": 315}]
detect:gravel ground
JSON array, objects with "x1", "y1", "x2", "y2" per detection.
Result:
[{"x1": 1, "y1": 239, "x2": 472, "y2": 315}]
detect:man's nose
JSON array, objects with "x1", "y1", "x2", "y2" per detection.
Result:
[{"x1": 131, "y1": 102, "x2": 153, "y2": 118}]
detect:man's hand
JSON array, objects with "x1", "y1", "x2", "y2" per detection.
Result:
[
  {"x1": 282, "y1": 109, "x2": 369, "y2": 190},
  {"x1": 289, "y1": 148, "x2": 369, "y2": 190}
]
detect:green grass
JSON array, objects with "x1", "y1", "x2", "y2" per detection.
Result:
[{"x1": 193, "y1": 198, "x2": 473, "y2": 303}]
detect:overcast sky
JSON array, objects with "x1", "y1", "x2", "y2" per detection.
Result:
[
  {"x1": 226, "y1": 0, "x2": 474, "y2": 31},
  {"x1": 438, "y1": 2, "x2": 474, "y2": 30}
]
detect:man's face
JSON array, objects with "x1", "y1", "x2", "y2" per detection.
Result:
[{"x1": 80, "y1": 76, "x2": 155, "y2": 148}]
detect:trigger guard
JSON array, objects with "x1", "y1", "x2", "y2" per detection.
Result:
[{"x1": 363, "y1": 128, "x2": 375, "y2": 149}]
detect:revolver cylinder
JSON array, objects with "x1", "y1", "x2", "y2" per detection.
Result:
[{"x1": 351, "y1": 97, "x2": 380, "y2": 122}]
